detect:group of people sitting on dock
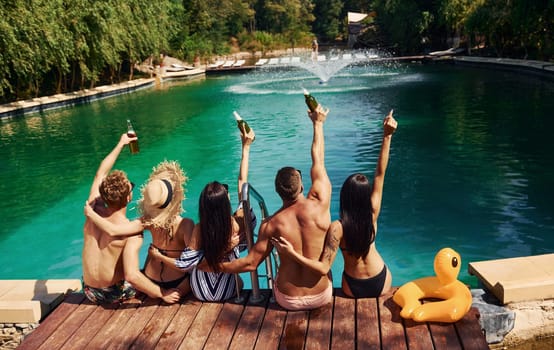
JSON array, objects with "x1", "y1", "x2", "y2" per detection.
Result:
[{"x1": 81, "y1": 98, "x2": 398, "y2": 311}]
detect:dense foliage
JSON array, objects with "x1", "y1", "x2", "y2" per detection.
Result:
[
  {"x1": 1, "y1": 0, "x2": 551, "y2": 102},
  {"x1": 368, "y1": 0, "x2": 553, "y2": 58}
]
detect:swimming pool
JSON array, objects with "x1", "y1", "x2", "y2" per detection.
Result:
[{"x1": 1, "y1": 62, "x2": 553, "y2": 288}]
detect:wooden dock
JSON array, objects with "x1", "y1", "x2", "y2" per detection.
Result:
[{"x1": 17, "y1": 288, "x2": 488, "y2": 349}]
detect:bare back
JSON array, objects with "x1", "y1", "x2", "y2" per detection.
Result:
[
  {"x1": 269, "y1": 196, "x2": 331, "y2": 296},
  {"x1": 82, "y1": 205, "x2": 130, "y2": 288},
  {"x1": 144, "y1": 217, "x2": 194, "y2": 282},
  {"x1": 339, "y1": 221, "x2": 392, "y2": 296}
]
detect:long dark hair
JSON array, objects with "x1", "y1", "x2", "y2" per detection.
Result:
[
  {"x1": 340, "y1": 174, "x2": 375, "y2": 258},
  {"x1": 198, "y1": 181, "x2": 232, "y2": 272}
]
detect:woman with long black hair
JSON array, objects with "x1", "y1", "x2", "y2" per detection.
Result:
[{"x1": 150, "y1": 124, "x2": 255, "y2": 301}]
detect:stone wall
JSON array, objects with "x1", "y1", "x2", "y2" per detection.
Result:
[{"x1": 0, "y1": 322, "x2": 38, "y2": 349}]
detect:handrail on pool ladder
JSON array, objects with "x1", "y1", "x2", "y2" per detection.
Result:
[{"x1": 234, "y1": 182, "x2": 276, "y2": 303}]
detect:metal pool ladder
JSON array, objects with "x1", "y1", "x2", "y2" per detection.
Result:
[{"x1": 234, "y1": 182, "x2": 277, "y2": 303}]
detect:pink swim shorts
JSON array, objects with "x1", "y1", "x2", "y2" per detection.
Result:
[{"x1": 273, "y1": 278, "x2": 333, "y2": 311}]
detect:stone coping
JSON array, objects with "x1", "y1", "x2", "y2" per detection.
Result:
[
  {"x1": 469, "y1": 253, "x2": 554, "y2": 304},
  {"x1": 0, "y1": 279, "x2": 81, "y2": 323},
  {"x1": 469, "y1": 254, "x2": 554, "y2": 348}
]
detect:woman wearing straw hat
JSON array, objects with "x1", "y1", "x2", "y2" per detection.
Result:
[
  {"x1": 149, "y1": 123, "x2": 255, "y2": 301},
  {"x1": 85, "y1": 160, "x2": 193, "y2": 298}
]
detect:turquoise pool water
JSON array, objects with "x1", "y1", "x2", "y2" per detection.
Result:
[{"x1": 1, "y1": 63, "x2": 553, "y2": 288}]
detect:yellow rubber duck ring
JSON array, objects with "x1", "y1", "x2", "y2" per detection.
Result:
[{"x1": 392, "y1": 247, "x2": 472, "y2": 323}]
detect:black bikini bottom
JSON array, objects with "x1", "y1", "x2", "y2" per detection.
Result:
[{"x1": 343, "y1": 265, "x2": 387, "y2": 298}]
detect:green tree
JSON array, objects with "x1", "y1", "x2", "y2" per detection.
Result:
[
  {"x1": 312, "y1": 0, "x2": 344, "y2": 42},
  {"x1": 371, "y1": 0, "x2": 435, "y2": 55},
  {"x1": 1, "y1": 1, "x2": 44, "y2": 98},
  {"x1": 254, "y1": 0, "x2": 315, "y2": 50}
]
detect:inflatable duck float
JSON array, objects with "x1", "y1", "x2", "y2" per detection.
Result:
[{"x1": 393, "y1": 247, "x2": 472, "y2": 323}]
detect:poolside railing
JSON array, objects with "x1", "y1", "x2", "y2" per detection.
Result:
[{"x1": 235, "y1": 182, "x2": 275, "y2": 303}]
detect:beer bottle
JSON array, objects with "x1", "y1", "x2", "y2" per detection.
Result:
[
  {"x1": 303, "y1": 88, "x2": 318, "y2": 112},
  {"x1": 126, "y1": 119, "x2": 139, "y2": 154},
  {"x1": 233, "y1": 111, "x2": 251, "y2": 133}
]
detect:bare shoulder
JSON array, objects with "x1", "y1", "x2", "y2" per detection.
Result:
[
  {"x1": 258, "y1": 216, "x2": 278, "y2": 239},
  {"x1": 179, "y1": 217, "x2": 195, "y2": 231},
  {"x1": 176, "y1": 217, "x2": 195, "y2": 242},
  {"x1": 186, "y1": 223, "x2": 202, "y2": 249}
]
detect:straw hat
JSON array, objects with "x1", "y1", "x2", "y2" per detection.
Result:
[{"x1": 138, "y1": 161, "x2": 187, "y2": 235}]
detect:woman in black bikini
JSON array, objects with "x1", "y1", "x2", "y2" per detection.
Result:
[{"x1": 272, "y1": 110, "x2": 397, "y2": 298}]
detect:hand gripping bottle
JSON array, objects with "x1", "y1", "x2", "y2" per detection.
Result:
[
  {"x1": 126, "y1": 119, "x2": 139, "y2": 154},
  {"x1": 233, "y1": 111, "x2": 251, "y2": 133},
  {"x1": 303, "y1": 88, "x2": 318, "y2": 112}
]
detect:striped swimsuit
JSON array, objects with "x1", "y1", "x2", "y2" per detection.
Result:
[{"x1": 174, "y1": 246, "x2": 240, "y2": 302}]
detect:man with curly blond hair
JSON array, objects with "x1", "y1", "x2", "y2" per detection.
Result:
[{"x1": 82, "y1": 133, "x2": 180, "y2": 305}]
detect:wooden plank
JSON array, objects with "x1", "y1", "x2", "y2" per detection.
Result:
[
  {"x1": 18, "y1": 292, "x2": 85, "y2": 350},
  {"x1": 356, "y1": 297, "x2": 381, "y2": 350},
  {"x1": 403, "y1": 318, "x2": 434, "y2": 350},
  {"x1": 58, "y1": 302, "x2": 119, "y2": 350},
  {"x1": 229, "y1": 291, "x2": 270, "y2": 350},
  {"x1": 108, "y1": 297, "x2": 161, "y2": 350},
  {"x1": 203, "y1": 294, "x2": 249, "y2": 349},
  {"x1": 454, "y1": 308, "x2": 489, "y2": 350},
  {"x1": 379, "y1": 292, "x2": 407, "y2": 350},
  {"x1": 130, "y1": 301, "x2": 181, "y2": 350},
  {"x1": 37, "y1": 297, "x2": 98, "y2": 350},
  {"x1": 305, "y1": 299, "x2": 333, "y2": 350},
  {"x1": 178, "y1": 301, "x2": 223, "y2": 349},
  {"x1": 85, "y1": 296, "x2": 144, "y2": 349},
  {"x1": 331, "y1": 295, "x2": 355, "y2": 349},
  {"x1": 155, "y1": 296, "x2": 202, "y2": 350},
  {"x1": 18, "y1": 288, "x2": 490, "y2": 350},
  {"x1": 279, "y1": 309, "x2": 309, "y2": 350},
  {"x1": 253, "y1": 301, "x2": 286, "y2": 350},
  {"x1": 428, "y1": 322, "x2": 462, "y2": 350}
]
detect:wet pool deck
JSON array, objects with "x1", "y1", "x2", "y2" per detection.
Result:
[{"x1": 16, "y1": 288, "x2": 488, "y2": 350}]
